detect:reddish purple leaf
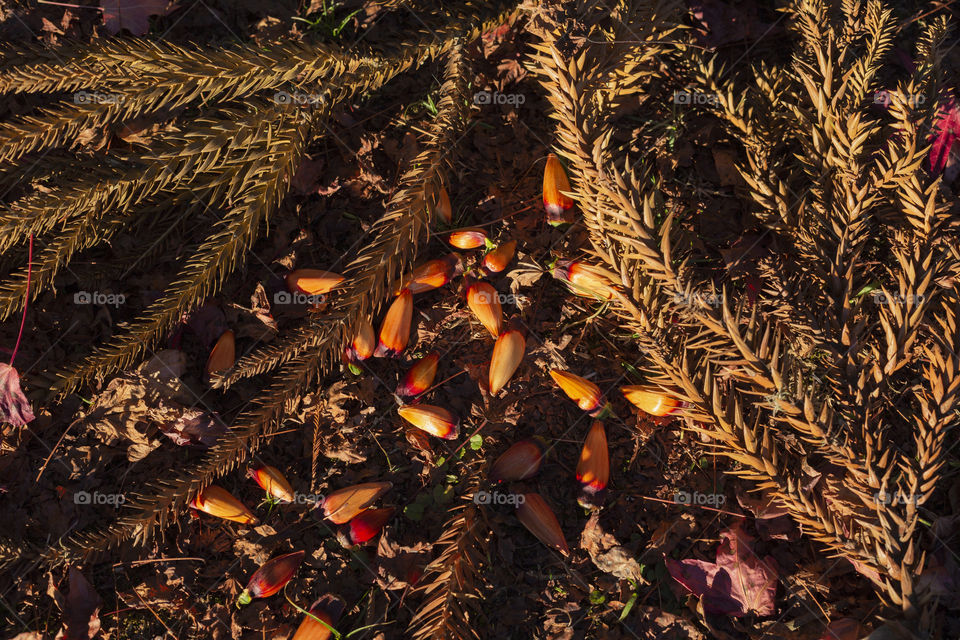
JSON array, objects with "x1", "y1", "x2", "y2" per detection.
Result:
[
  {"x1": 666, "y1": 524, "x2": 779, "y2": 617},
  {"x1": 665, "y1": 557, "x2": 742, "y2": 615},
  {"x1": 0, "y1": 363, "x2": 35, "y2": 426},
  {"x1": 49, "y1": 567, "x2": 101, "y2": 640},
  {"x1": 930, "y1": 93, "x2": 960, "y2": 173},
  {"x1": 715, "y1": 524, "x2": 778, "y2": 616},
  {"x1": 100, "y1": 0, "x2": 177, "y2": 35}
]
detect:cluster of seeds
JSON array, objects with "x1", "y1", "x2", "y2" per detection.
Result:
[{"x1": 186, "y1": 152, "x2": 684, "y2": 636}]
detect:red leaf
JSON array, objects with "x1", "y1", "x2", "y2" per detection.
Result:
[
  {"x1": 99, "y1": 0, "x2": 177, "y2": 36},
  {"x1": 930, "y1": 93, "x2": 960, "y2": 173},
  {"x1": 715, "y1": 524, "x2": 778, "y2": 617},
  {"x1": 49, "y1": 567, "x2": 102, "y2": 640},
  {"x1": 666, "y1": 523, "x2": 779, "y2": 617},
  {"x1": 0, "y1": 363, "x2": 35, "y2": 426},
  {"x1": 665, "y1": 557, "x2": 743, "y2": 616}
]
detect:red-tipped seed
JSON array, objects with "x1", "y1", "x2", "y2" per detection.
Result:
[
  {"x1": 292, "y1": 595, "x2": 345, "y2": 640},
  {"x1": 249, "y1": 464, "x2": 296, "y2": 503},
  {"x1": 396, "y1": 255, "x2": 462, "y2": 295},
  {"x1": 576, "y1": 421, "x2": 609, "y2": 508},
  {"x1": 466, "y1": 280, "x2": 503, "y2": 338},
  {"x1": 343, "y1": 318, "x2": 376, "y2": 373},
  {"x1": 286, "y1": 269, "x2": 344, "y2": 296},
  {"x1": 346, "y1": 507, "x2": 395, "y2": 545},
  {"x1": 448, "y1": 228, "x2": 488, "y2": 250},
  {"x1": 543, "y1": 154, "x2": 574, "y2": 225},
  {"x1": 621, "y1": 386, "x2": 680, "y2": 417},
  {"x1": 375, "y1": 290, "x2": 413, "y2": 357},
  {"x1": 481, "y1": 240, "x2": 516, "y2": 274},
  {"x1": 190, "y1": 485, "x2": 257, "y2": 525},
  {"x1": 396, "y1": 352, "x2": 439, "y2": 397},
  {"x1": 321, "y1": 482, "x2": 392, "y2": 525},
  {"x1": 516, "y1": 493, "x2": 569, "y2": 556},
  {"x1": 237, "y1": 550, "x2": 305, "y2": 606},
  {"x1": 550, "y1": 369, "x2": 610, "y2": 417},
  {"x1": 489, "y1": 328, "x2": 524, "y2": 394},
  {"x1": 398, "y1": 404, "x2": 459, "y2": 439},
  {"x1": 206, "y1": 329, "x2": 235, "y2": 378},
  {"x1": 551, "y1": 260, "x2": 617, "y2": 301},
  {"x1": 488, "y1": 439, "x2": 544, "y2": 483},
  {"x1": 434, "y1": 185, "x2": 452, "y2": 224}
]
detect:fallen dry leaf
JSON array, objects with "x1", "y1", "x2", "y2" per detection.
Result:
[
  {"x1": 580, "y1": 512, "x2": 646, "y2": 583},
  {"x1": 84, "y1": 351, "x2": 225, "y2": 461},
  {"x1": 736, "y1": 488, "x2": 799, "y2": 541},
  {"x1": 0, "y1": 363, "x2": 35, "y2": 427}
]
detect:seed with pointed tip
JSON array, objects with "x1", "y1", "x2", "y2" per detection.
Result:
[
  {"x1": 550, "y1": 369, "x2": 610, "y2": 417},
  {"x1": 621, "y1": 386, "x2": 680, "y2": 416},
  {"x1": 448, "y1": 228, "x2": 488, "y2": 250},
  {"x1": 489, "y1": 329, "x2": 524, "y2": 394},
  {"x1": 292, "y1": 595, "x2": 345, "y2": 640},
  {"x1": 249, "y1": 465, "x2": 295, "y2": 503},
  {"x1": 481, "y1": 240, "x2": 517, "y2": 274},
  {"x1": 236, "y1": 550, "x2": 305, "y2": 606},
  {"x1": 344, "y1": 317, "x2": 376, "y2": 367},
  {"x1": 206, "y1": 330, "x2": 235, "y2": 378},
  {"x1": 516, "y1": 493, "x2": 569, "y2": 556},
  {"x1": 189, "y1": 485, "x2": 257, "y2": 525},
  {"x1": 321, "y1": 481, "x2": 392, "y2": 525},
  {"x1": 286, "y1": 269, "x2": 345, "y2": 296},
  {"x1": 543, "y1": 154, "x2": 574, "y2": 225},
  {"x1": 488, "y1": 439, "x2": 544, "y2": 483},
  {"x1": 396, "y1": 352, "x2": 439, "y2": 397},
  {"x1": 576, "y1": 421, "x2": 609, "y2": 509},
  {"x1": 551, "y1": 260, "x2": 616, "y2": 300},
  {"x1": 396, "y1": 255, "x2": 462, "y2": 295},
  {"x1": 434, "y1": 185, "x2": 452, "y2": 224},
  {"x1": 375, "y1": 290, "x2": 413, "y2": 357},
  {"x1": 466, "y1": 281, "x2": 503, "y2": 338},
  {"x1": 346, "y1": 507, "x2": 395, "y2": 545},
  {"x1": 398, "y1": 404, "x2": 459, "y2": 439}
]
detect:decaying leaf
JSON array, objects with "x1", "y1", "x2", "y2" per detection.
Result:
[
  {"x1": 666, "y1": 523, "x2": 778, "y2": 617},
  {"x1": 0, "y1": 363, "x2": 35, "y2": 427},
  {"x1": 580, "y1": 512, "x2": 646, "y2": 583},
  {"x1": 84, "y1": 350, "x2": 225, "y2": 461}
]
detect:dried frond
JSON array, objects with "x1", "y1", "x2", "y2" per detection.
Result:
[
  {"x1": 408, "y1": 461, "x2": 490, "y2": 640},
  {"x1": 219, "y1": 43, "x2": 473, "y2": 388}
]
